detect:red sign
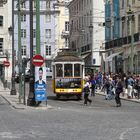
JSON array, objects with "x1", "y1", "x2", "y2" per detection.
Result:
[
  {"x1": 3, "y1": 61, "x2": 10, "y2": 67},
  {"x1": 32, "y1": 54, "x2": 44, "y2": 66}
]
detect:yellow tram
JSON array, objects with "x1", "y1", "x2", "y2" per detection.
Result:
[{"x1": 52, "y1": 49, "x2": 84, "y2": 99}]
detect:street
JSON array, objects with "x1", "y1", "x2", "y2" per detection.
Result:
[{"x1": 0, "y1": 80, "x2": 140, "y2": 140}]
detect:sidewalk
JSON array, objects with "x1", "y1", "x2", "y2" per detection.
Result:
[
  {"x1": 0, "y1": 81, "x2": 52, "y2": 110},
  {"x1": 96, "y1": 89, "x2": 140, "y2": 103}
]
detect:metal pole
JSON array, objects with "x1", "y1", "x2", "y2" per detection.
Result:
[
  {"x1": 130, "y1": 15, "x2": 134, "y2": 74},
  {"x1": 10, "y1": 0, "x2": 17, "y2": 95},
  {"x1": 36, "y1": 0, "x2": 40, "y2": 54},
  {"x1": 27, "y1": 0, "x2": 36, "y2": 106},
  {"x1": 17, "y1": 0, "x2": 23, "y2": 103}
]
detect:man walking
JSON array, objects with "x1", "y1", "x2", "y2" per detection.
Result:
[
  {"x1": 115, "y1": 76, "x2": 123, "y2": 107},
  {"x1": 83, "y1": 78, "x2": 92, "y2": 105}
]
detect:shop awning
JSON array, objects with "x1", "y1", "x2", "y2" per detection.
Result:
[{"x1": 105, "y1": 51, "x2": 122, "y2": 62}]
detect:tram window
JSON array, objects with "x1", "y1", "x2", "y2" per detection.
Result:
[
  {"x1": 74, "y1": 64, "x2": 80, "y2": 77},
  {"x1": 64, "y1": 64, "x2": 72, "y2": 77},
  {"x1": 56, "y1": 64, "x2": 63, "y2": 77}
]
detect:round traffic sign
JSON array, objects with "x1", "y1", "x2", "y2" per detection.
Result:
[
  {"x1": 32, "y1": 54, "x2": 44, "y2": 66},
  {"x1": 3, "y1": 61, "x2": 10, "y2": 67}
]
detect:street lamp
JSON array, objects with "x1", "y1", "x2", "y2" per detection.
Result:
[
  {"x1": 127, "y1": 8, "x2": 134, "y2": 74},
  {"x1": 27, "y1": 0, "x2": 36, "y2": 106},
  {"x1": 89, "y1": 24, "x2": 93, "y2": 66}
]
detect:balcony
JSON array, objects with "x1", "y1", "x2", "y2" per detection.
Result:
[
  {"x1": 105, "y1": 32, "x2": 140, "y2": 50},
  {"x1": 61, "y1": 30, "x2": 69, "y2": 38}
]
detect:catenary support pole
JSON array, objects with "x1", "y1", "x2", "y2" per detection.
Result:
[
  {"x1": 27, "y1": 0, "x2": 36, "y2": 106},
  {"x1": 10, "y1": 0, "x2": 16, "y2": 95}
]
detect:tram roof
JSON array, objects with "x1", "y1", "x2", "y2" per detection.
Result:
[{"x1": 53, "y1": 49, "x2": 83, "y2": 62}]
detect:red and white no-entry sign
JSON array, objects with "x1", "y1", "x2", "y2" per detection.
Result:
[
  {"x1": 32, "y1": 54, "x2": 44, "y2": 66},
  {"x1": 3, "y1": 61, "x2": 10, "y2": 67}
]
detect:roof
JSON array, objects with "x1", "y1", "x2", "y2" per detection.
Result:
[{"x1": 53, "y1": 49, "x2": 83, "y2": 62}]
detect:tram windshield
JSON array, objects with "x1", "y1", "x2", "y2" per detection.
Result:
[
  {"x1": 64, "y1": 64, "x2": 72, "y2": 77},
  {"x1": 56, "y1": 78, "x2": 81, "y2": 88}
]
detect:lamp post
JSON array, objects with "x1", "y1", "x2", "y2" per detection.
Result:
[
  {"x1": 127, "y1": 8, "x2": 134, "y2": 74},
  {"x1": 10, "y1": 0, "x2": 17, "y2": 95},
  {"x1": 89, "y1": 24, "x2": 93, "y2": 70},
  {"x1": 27, "y1": 0, "x2": 36, "y2": 106}
]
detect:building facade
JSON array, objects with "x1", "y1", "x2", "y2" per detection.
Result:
[
  {"x1": 68, "y1": 0, "x2": 105, "y2": 74},
  {"x1": 0, "y1": 0, "x2": 12, "y2": 83},
  {"x1": 105, "y1": 0, "x2": 140, "y2": 74},
  {"x1": 14, "y1": 0, "x2": 70, "y2": 78}
]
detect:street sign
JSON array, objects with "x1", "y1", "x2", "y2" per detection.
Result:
[
  {"x1": 32, "y1": 54, "x2": 44, "y2": 66},
  {"x1": 3, "y1": 60, "x2": 10, "y2": 67}
]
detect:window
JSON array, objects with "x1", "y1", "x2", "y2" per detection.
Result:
[
  {"x1": 122, "y1": 0, "x2": 124, "y2": 9},
  {"x1": 46, "y1": 0, "x2": 50, "y2": 9},
  {"x1": 0, "y1": 38, "x2": 3, "y2": 52},
  {"x1": 21, "y1": 29, "x2": 26, "y2": 38},
  {"x1": 21, "y1": 45, "x2": 26, "y2": 56},
  {"x1": 45, "y1": 15, "x2": 51, "y2": 22},
  {"x1": 33, "y1": 45, "x2": 36, "y2": 55},
  {"x1": 33, "y1": 0, "x2": 36, "y2": 8},
  {"x1": 138, "y1": 15, "x2": 140, "y2": 32},
  {"x1": 74, "y1": 64, "x2": 80, "y2": 77},
  {"x1": 127, "y1": 20, "x2": 130, "y2": 35},
  {"x1": 45, "y1": 29, "x2": 51, "y2": 38},
  {"x1": 64, "y1": 64, "x2": 72, "y2": 77},
  {"x1": 127, "y1": 0, "x2": 129, "y2": 7},
  {"x1": 65, "y1": 38, "x2": 69, "y2": 48},
  {"x1": 65, "y1": 21, "x2": 69, "y2": 31},
  {"x1": 56, "y1": 64, "x2": 63, "y2": 77},
  {"x1": 21, "y1": 2, "x2": 26, "y2": 8},
  {"x1": 0, "y1": 16, "x2": 3, "y2": 26},
  {"x1": 132, "y1": 0, "x2": 135, "y2": 5},
  {"x1": 33, "y1": 29, "x2": 36, "y2": 38},
  {"x1": 46, "y1": 45, "x2": 51, "y2": 55},
  {"x1": 21, "y1": 15, "x2": 26, "y2": 22}
]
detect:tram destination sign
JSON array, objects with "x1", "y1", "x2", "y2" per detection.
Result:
[{"x1": 32, "y1": 54, "x2": 44, "y2": 66}]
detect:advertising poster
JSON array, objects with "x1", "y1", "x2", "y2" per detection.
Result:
[{"x1": 35, "y1": 67, "x2": 47, "y2": 101}]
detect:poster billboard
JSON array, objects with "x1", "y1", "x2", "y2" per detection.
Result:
[{"x1": 35, "y1": 67, "x2": 47, "y2": 101}]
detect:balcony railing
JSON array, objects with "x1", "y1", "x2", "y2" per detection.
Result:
[{"x1": 105, "y1": 32, "x2": 140, "y2": 50}]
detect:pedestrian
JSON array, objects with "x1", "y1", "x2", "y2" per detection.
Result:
[
  {"x1": 127, "y1": 76, "x2": 134, "y2": 99},
  {"x1": 89, "y1": 75, "x2": 96, "y2": 96},
  {"x1": 83, "y1": 78, "x2": 92, "y2": 105},
  {"x1": 115, "y1": 76, "x2": 123, "y2": 107}
]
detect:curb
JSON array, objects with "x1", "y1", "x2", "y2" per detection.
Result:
[{"x1": 96, "y1": 92, "x2": 140, "y2": 104}]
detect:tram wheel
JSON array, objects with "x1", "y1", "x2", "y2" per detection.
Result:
[{"x1": 56, "y1": 94, "x2": 60, "y2": 99}]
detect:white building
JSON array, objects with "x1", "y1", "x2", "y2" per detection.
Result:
[
  {"x1": 68, "y1": 0, "x2": 105, "y2": 74},
  {"x1": 0, "y1": 0, "x2": 12, "y2": 83}
]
